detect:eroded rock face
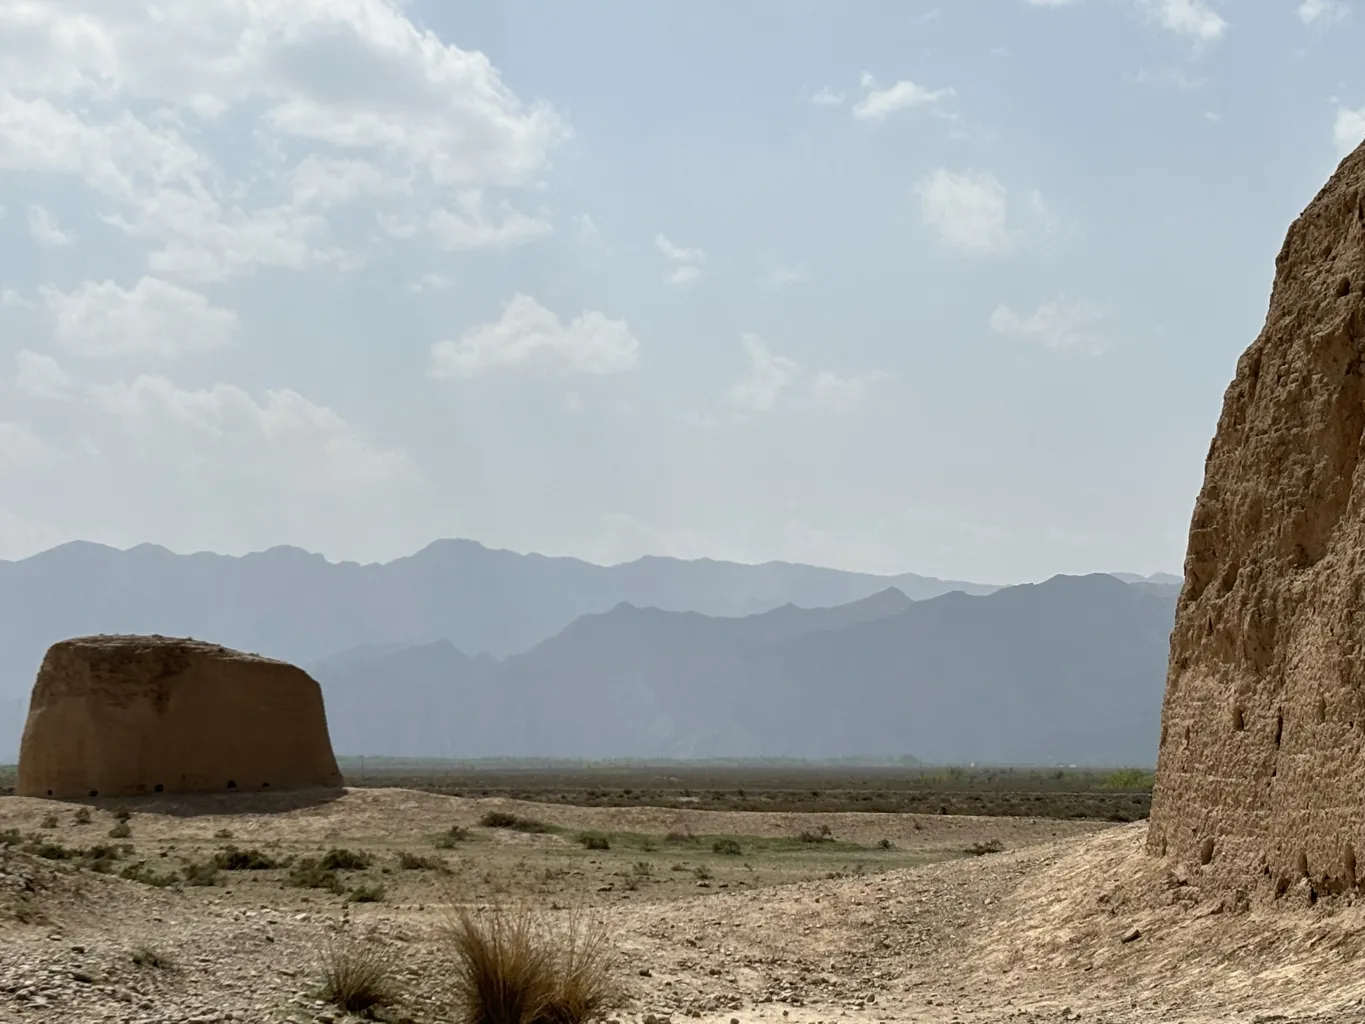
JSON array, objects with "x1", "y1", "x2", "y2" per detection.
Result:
[
  {"x1": 16, "y1": 635, "x2": 343, "y2": 798},
  {"x1": 1147, "y1": 140, "x2": 1365, "y2": 898}
]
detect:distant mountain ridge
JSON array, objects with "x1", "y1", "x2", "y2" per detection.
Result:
[
  {"x1": 0, "y1": 538, "x2": 1180, "y2": 762},
  {"x1": 314, "y1": 573, "x2": 1178, "y2": 767}
]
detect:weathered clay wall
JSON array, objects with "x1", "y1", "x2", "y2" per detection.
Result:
[
  {"x1": 16, "y1": 635, "x2": 343, "y2": 798},
  {"x1": 1147, "y1": 139, "x2": 1365, "y2": 900}
]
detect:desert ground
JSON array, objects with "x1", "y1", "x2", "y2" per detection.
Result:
[{"x1": 2, "y1": 785, "x2": 1363, "y2": 1024}]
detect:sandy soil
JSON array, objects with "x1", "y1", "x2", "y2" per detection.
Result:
[{"x1": 1, "y1": 788, "x2": 1360, "y2": 1024}]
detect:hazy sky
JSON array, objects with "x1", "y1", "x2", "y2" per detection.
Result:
[{"x1": 0, "y1": 0, "x2": 1361, "y2": 583}]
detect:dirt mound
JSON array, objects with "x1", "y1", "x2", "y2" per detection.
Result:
[
  {"x1": 17, "y1": 635, "x2": 342, "y2": 799},
  {"x1": 1148, "y1": 139, "x2": 1365, "y2": 899}
]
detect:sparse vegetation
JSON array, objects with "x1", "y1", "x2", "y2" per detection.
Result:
[
  {"x1": 964, "y1": 839, "x2": 1005, "y2": 857},
  {"x1": 444, "y1": 904, "x2": 619, "y2": 1024},
  {"x1": 108, "y1": 822, "x2": 132, "y2": 839},
  {"x1": 288, "y1": 857, "x2": 346, "y2": 893},
  {"x1": 798, "y1": 824, "x2": 833, "y2": 843},
  {"x1": 182, "y1": 859, "x2": 222, "y2": 886},
  {"x1": 577, "y1": 833, "x2": 610, "y2": 851},
  {"x1": 73, "y1": 807, "x2": 92, "y2": 825},
  {"x1": 349, "y1": 882, "x2": 386, "y2": 903},
  {"x1": 481, "y1": 811, "x2": 555, "y2": 833},
  {"x1": 120, "y1": 862, "x2": 179, "y2": 887},
  {"x1": 398, "y1": 850, "x2": 444, "y2": 870},
  {"x1": 711, "y1": 839, "x2": 742, "y2": 856},
  {"x1": 436, "y1": 825, "x2": 472, "y2": 848},
  {"x1": 214, "y1": 845, "x2": 278, "y2": 870},
  {"x1": 320, "y1": 847, "x2": 373, "y2": 871},
  {"x1": 319, "y1": 933, "x2": 397, "y2": 1014},
  {"x1": 131, "y1": 945, "x2": 175, "y2": 970},
  {"x1": 41, "y1": 812, "x2": 58, "y2": 829},
  {"x1": 113, "y1": 808, "x2": 132, "y2": 823}
]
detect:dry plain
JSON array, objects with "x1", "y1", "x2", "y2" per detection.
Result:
[{"x1": 2, "y1": 784, "x2": 1364, "y2": 1024}]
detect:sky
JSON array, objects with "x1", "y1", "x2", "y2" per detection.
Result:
[{"x1": 0, "y1": 0, "x2": 1361, "y2": 585}]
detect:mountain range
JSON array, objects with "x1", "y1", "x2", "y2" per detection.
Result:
[{"x1": 0, "y1": 539, "x2": 1180, "y2": 764}]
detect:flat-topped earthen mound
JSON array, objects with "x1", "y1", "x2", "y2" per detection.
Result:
[
  {"x1": 1147, "y1": 138, "x2": 1365, "y2": 899},
  {"x1": 16, "y1": 635, "x2": 343, "y2": 799}
]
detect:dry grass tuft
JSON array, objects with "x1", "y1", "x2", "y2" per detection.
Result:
[
  {"x1": 444, "y1": 904, "x2": 618, "y2": 1024},
  {"x1": 319, "y1": 932, "x2": 398, "y2": 1015}
]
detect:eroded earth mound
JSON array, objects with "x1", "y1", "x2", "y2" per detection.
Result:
[
  {"x1": 1148, "y1": 139, "x2": 1365, "y2": 899},
  {"x1": 16, "y1": 635, "x2": 342, "y2": 799}
]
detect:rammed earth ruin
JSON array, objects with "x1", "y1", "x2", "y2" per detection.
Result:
[
  {"x1": 17, "y1": 635, "x2": 342, "y2": 799},
  {"x1": 1148, "y1": 138, "x2": 1365, "y2": 900}
]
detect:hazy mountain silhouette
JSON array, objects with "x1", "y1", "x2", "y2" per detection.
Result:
[
  {"x1": 313, "y1": 574, "x2": 1178, "y2": 766},
  {"x1": 0, "y1": 538, "x2": 994, "y2": 707}
]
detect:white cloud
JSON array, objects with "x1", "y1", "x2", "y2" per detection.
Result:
[
  {"x1": 427, "y1": 192, "x2": 551, "y2": 251},
  {"x1": 853, "y1": 73, "x2": 955, "y2": 121},
  {"x1": 406, "y1": 272, "x2": 452, "y2": 294},
  {"x1": 26, "y1": 204, "x2": 71, "y2": 246},
  {"x1": 1025, "y1": 0, "x2": 1082, "y2": 6},
  {"x1": 810, "y1": 370, "x2": 892, "y2": 412},
  {"x1": 1298, "y1": 0, "x2": 1348, "y2": 24},
  {"x1": 915, "y1": 169, "x2": 1014, "y2": 256},
  {"x1": 1, "y1": 287, "x2": 34, "y2": 308},
  {"x1": 655, "y1": 233, "x2": 705, "y2": 286},
  {"x1": 0, "y1": 3, "x2": 568, "y2": 281},
  {"x1": 14, "y1": 350, "x2": 71, "y2": 399},
  {"x1": 729, "y1": 335, "x2": 802, "y2": 413},
  {"x1": 1137, "y1": 0, "x2": 1227, "y2": 40},
  {"x1": 1334, "y1": 105, "x2": 1365, "y2": 157},
  {"x1": 42, "y1": 277, "x2": 238, "y2": 360},
  {"x1": 429, "y1": 294, "x2": 640, "y2": 378},
  {"x1": 989, "y1": 297, "x2": 1108, "y2": 353},
  {"x1": 89, "y1": 375, "x2": 414, "y2": 494},
  {"x1": 0, "y1": 421, "x2": 54, "y2": 471},
  {"x1": 1127, "y1": 66, "x2": 1207, "y2": 90},
  {"x1": 563, "y1": 391, "x2": 585, "y2": 414},
  {"x1": 810, "y1": 87, "x2": 845, "y2": 108}
]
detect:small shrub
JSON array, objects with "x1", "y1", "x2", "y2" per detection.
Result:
[
  {"x1": 113, "y1": 808, "x2": 132, "y2": 823},
  {"x1": 692, "y1": 865, "x2": 712, "y2": 880},
  {"x1": 398, "y1": 851, "x2": 442, "y2": 871},
  {"x1": 577, "y1": 833, "x2": 610, "y2": 851},
  {"x1": 0, "y1": 828, "x2": 23, "y2": 847},
  {"x1": 964, "y1": 839, "x2": 1005, "y2": 857},
  {"x1": 320, "y1": 847, "x2": 372, "y2": 871},
  {"x1": 26, "y1": 840, "x2": 75, "y2": 860},
  {"x1": 631, "y1": 861, "x2": 652, "y2": 877},
  {"x1": 481, "y1": 811, "x2": 553, "y2": 833},
  {"x1": 436, "y1": 826, "x2": 471, "y2": 849},
  {"x1": 131, "y1": 945, "x2": 175, "y2": 969},
  {"x1": 73, "y1": 808, "x2": 92, "y2": 825},
  {"x1": 120, "y1": 863, "x2": 178, "y2": 887},
  {"x1": 182, "y1": 860, "x2": 221, "y2": 886},
  {"x1": 319, "y1": 933, "x2": 396, "y2": 1014},
  {"x1": 444, "y1": 905, "x2": 619, "y2": 1024},
  {"x1": 214, "y1": 828, "x2": 234, "y2": 839},
  {"x1": 41, "y1": 813, "x2": 58, "y2": 829},
  {"x1": 798, "y1": 825, "x2": 833, "y2": 843},
  {"x1": 664, "y1": 831, "x2": 695, "y2": 845},
  {"x1": 213, "y1": 846, "x2": 278, "y2": 871},
  {"x1": 349, "y1": 882, "x2": 386, "y2": 903},
  {"x1": 877, "y1": 838, "x2": 894, "y2": 850},
  {"x1": 288, "y1": 857, "x2": 344, "y2": 893},
  {"x1": 711, "y1": 839, "x2": 742, "y2": 856},
  {"x1": 108, "y1": 822, "x2": 132, "y2": 839}
]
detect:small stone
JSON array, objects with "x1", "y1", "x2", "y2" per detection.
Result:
[{"x1": 1120, "y1": 926, "x2": 1141, "y2": 943}]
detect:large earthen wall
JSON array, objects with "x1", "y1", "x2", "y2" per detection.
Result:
[
  {"x1": 17, "y1": 635, "x2": 343, "y2": 799},
  {"x1": 1147, "y1": 139, "x2": 1365, "y2": 899}
]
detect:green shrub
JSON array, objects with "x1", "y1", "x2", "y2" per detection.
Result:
[
  {"x1": 120, "y1": 863, "x2": 179, "y2": 887},
  {"x1": 480, "y1": 811, "x2": 554, "y2": 833},
  {"x1": 288, "y1": 857, "x2": 345, "y2": 893},
  {"x1": 349, "y1": 882, "x2": 386, "y2": 903},
  {"x1": 577, "y1": 833, "x2": 610, "y2": 851},
  {"x1": 711, "y1": 839, "x2": 742, "y2": 856},
  {"x1": 213, "y1": 846, "x2": 278, "y2": 870},
  {"x1": 397, "y1": 851, "x2": 443, "y2": 870},
  {"x1": 319, "y1": 847, "x2": 372, "y2": 871}
]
